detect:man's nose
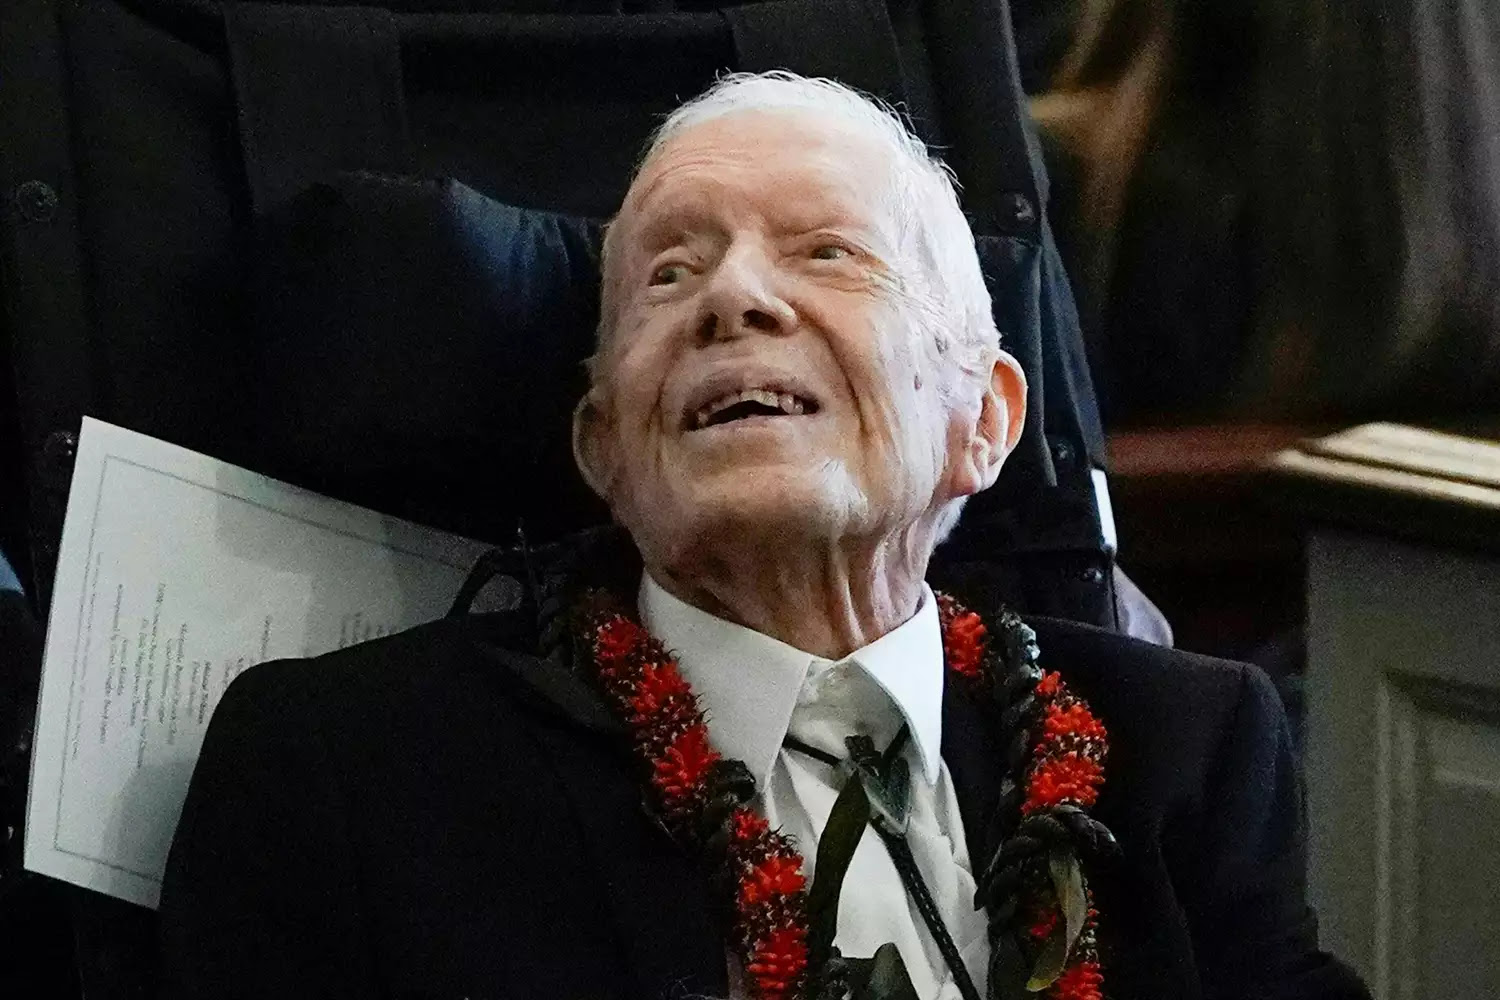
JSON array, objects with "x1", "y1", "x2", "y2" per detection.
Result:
[{"x1": 693, "y1": 245, "x2": 797, "y2": 343}]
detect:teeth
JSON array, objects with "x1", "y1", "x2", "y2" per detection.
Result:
[{"x1": 693, "y1": 387, "x2": 808, "y2": 428}]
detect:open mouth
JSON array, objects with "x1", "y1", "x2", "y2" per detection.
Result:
[{"x1": 689, "y1": 387, "x2": 821, "y2": 430}]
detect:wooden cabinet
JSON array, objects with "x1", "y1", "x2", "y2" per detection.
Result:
[
  {"x1": 1305, "y1": 532, "x2": 1500, "y2": 1000},
  {"x1": 1276, "y1": 424, "x2": 1500, "y2": 1000}
]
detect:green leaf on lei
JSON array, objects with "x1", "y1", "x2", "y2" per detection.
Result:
[
  {"x1": 1025, "y1": 849, "x2": 1087, "y2": 991},
  {"x1": 1025, "y1": 926, "x2": 1069, "y2": 992},
  {"x1": 1049, "y1": 848, "x2": 1088, "y2": 956}
]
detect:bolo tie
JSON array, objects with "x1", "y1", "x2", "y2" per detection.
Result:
[{"x1": 783, "y1": 724, "x2": 984, "y2": 1000}]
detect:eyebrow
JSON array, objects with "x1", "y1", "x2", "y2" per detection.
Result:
[
  {"x1": 633, "y1": 203, "x2": 716, "y2": 255},
  {"x1": 627, "y1": 164, "x2": 893, "y2": 260},
  {"x1": 636, "y1": 201, "x2": 879, "y2": 249}
]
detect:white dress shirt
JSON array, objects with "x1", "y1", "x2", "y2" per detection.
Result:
[{"x1": 639, "y1": 575, "x2": 991, "y2": 1000}]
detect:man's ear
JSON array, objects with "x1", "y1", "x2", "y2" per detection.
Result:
[
  {"x1": 572, "y1": 389, "x2": 617, "y2": 501},
  {"x1": 968, "y1": 350, "x2": 1028, "y2": 492}
]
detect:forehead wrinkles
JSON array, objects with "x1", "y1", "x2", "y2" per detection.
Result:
[
  {"x1": 628, "y1": 151, "x2": 736, "y2": 222},
  {"x1": 627, "y1": 117, "x2": 901, "y2": 240}
]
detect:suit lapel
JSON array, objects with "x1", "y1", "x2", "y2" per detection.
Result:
[
  {"x1": 942, "y1": 669, "x2": 1008, "y2": 868},
  {"x1": 526, "y1": 721, "x2": 729, "y2": 1000},
  {"x1": 478, "y1": 635, "x2": 729, "y2": 999}
]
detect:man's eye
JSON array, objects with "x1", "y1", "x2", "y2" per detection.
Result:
[
  {"x1": 809, "y1": 244, "x2": 852, "y2": 261},
  {"x1": 650, "y1": 263, "x2": 692, "y2": 286}
]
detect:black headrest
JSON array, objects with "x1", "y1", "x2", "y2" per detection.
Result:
[
  {"x1": 243, "y1": 169, "x2": 1089, "y2": 568},
  {"x1": 247, "y1": 171, "x2": 608, "y2": 544}
]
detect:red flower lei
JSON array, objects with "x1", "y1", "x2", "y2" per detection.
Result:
[{"x1": 580, "y1": 593, "x2": 1110, "y2": 1000}]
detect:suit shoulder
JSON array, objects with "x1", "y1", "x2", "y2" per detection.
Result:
[
  {"x1": 211, "y1": 611, "x2": 617, "y2": 756},
  {"x1": 1023, "y1": 616, "x2": 1286, "y2": 810},
  {"x1": 214, "y1": 614, "x2": 504, "y2": 729},
  {"x1": 1026, "y1": 615, "x2": 1264, "y2": 712}
]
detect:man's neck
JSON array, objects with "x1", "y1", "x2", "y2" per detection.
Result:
[{"x1": 646, "y1": 532, "x2": 930, "y2": 660}]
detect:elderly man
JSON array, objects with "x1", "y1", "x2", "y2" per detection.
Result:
[{"x1": 160, "y1": 74, "x2": 1365, "y2": 1000}]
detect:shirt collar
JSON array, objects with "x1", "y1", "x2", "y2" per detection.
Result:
[
  {"x1": 637, "y1": 574, "x2": 946, "y2": 788},
  {"x1": 843, "y1": 585, "x2": 945, "y2": 785}
]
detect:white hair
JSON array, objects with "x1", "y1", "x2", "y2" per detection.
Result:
[{"x1": 598, "y1": 71, "x2": 1001, "y2": 379}]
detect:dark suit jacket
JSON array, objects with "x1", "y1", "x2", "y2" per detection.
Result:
[{"x1": 158, "y1": 571, "x2": 1368, "y2": 1000}]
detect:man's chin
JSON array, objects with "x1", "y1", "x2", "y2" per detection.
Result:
[{"x1": 626, "y1": 475, "x2": 865, "y2": 559}]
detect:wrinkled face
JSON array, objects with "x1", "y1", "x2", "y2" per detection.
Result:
[{"x1": 575, "y1": 111, "x2": 1004, "y2": 565}]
